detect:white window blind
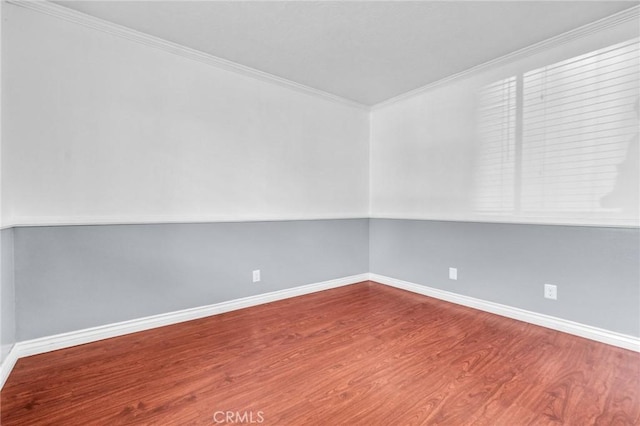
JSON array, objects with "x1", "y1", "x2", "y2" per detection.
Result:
[
  {"x1": 475, "y1": 37, "x2": 639, "y2": 221},
  {"x1": 474, "y1": 77, "x2": 516, "y2": 213},
  {"x1": 521, "y1": 38, "x2": 639, "y2": 215}
]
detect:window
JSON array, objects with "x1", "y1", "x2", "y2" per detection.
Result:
[
  {"x1": 475, "y1": 37, "x2": 639, "y2": 220},
  {"x1": 475, "y1": 77, "x2": 516, "y2": 214}
]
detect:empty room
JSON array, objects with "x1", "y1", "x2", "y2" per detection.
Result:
[{"x1": 0, "y1": 0, "x2": 639, "y2": 424}]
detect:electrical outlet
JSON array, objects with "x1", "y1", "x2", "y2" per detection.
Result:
[
  {"x1": 449, "y1": 267, "x2": 458, "y2": 280},
  {"x1": 252, "y1": 270, "x2": 261, "y2": 283},
  {"x1": 544, "y1": 284, "x2": 557, "y2": 300}
]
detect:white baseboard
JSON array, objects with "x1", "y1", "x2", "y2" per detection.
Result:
[
  {"x1": 0, "y1": 273, "x2": 368, "y2": 390},
  {"x1": 2, "y1": 272, "x2": 638, "y2": 391},
  {"x1": 0, "y1": 345, "x2": 19, "y2": 390},
  {"x1": 370, "y1": 273, "x2": 640, "y2": 353}
]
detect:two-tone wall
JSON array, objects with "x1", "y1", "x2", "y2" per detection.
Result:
[
  {"x1": 0, "y1": 2, "x2": 370, "y2": 356},
  {"x1": 1, "y1": 0, "x2": 373, "y2": 322},
  {"x1": 0, "y1": 1, "x2": 16, "y2": 369},
  {"x1": 0, "y1": 1, "x2": 638, "y2": 378},
  {"x1": 369, "y1": 13, "x2": 640, "y2": 339}
]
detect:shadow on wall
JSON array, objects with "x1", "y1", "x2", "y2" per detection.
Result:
[{"x1": 473, "y1": 37, "x2": 640, "y2": 222}]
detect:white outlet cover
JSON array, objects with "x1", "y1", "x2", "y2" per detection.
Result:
[
  {"x1": 449, "y1": 267, "x2": 457, "y2": 280},
  {"x1": 544, "y1": 284, "x2": 557, "y2": 300},
  {"x1": 253, "y1": 270, "x2": 261, "y2": 282}
]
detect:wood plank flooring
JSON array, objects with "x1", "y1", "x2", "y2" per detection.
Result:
[{"x1": 2, "y1": 281, "x2": 639, "y2": 425}]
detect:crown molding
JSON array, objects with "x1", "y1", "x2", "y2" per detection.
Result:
[
  {"x1": 6, "y1": 0, "x2": 369, "y2": 111},
  {"x1": 372, "y1": 5, "x2": 640, "y2": 111},
  {"x1": 5, "y1": 1, "x2": 638, "y2": 113}
]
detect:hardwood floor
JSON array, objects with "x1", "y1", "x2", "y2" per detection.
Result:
[{"x1": 2, "y1": 281, "x2": 639, "y2": 425}]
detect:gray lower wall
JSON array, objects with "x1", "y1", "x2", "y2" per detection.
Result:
[
  {"x1": 14, "y1": 219, "x2": 369, "y2": 340},
  {"x1": 370, "y1": 219, "x2": 640, "y2": 337},
  {"x1": 1, "y1": 227, "x2": 16, "y2": 363},
  {"x1": 9, "y1": 218, "x2": 640, "y2": 343}
]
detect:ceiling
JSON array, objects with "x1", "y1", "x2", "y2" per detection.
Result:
[{"x1": 54, "y1": 1, "x2": 638, "y2": 106}]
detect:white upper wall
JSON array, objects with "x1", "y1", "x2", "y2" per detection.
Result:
[
  {"x1": 3, "y1": 3, "x2": 638, "y2": 228},
  {"x1": 371, "y1": 15, "x2": 640, "y2": 227},
  {"x1": 2, "y1": 4, "x2": 369, "y2": 226}
]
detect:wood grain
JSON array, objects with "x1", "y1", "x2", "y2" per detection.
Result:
[{"x1": 2, "y1": 281, "x2": 639, "y2": 425}]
